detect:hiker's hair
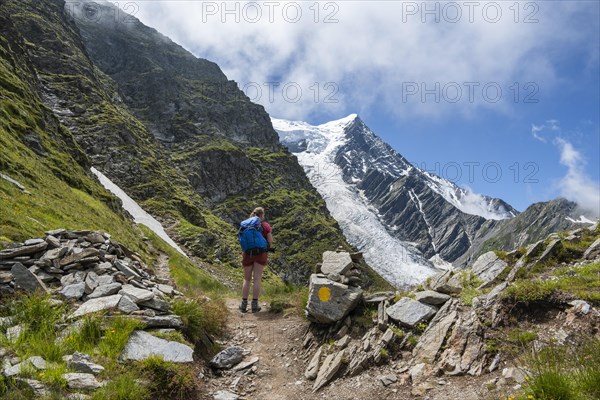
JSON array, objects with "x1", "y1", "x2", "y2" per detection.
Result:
[{"x1": 250, "y1": 207, "x2": 265, "y2": 218}]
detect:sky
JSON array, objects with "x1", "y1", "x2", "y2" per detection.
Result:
[{"x1": 110, "y1": 0, "x2": 599, "y2": 216}]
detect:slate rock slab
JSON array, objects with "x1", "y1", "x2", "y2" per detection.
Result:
[{"x1": 120, "y1": 331, "x2": 193, "y2": 363}]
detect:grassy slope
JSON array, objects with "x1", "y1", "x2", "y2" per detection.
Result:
[{"x1": 0, "y1": 10, "x2": 147, "y2": 255}]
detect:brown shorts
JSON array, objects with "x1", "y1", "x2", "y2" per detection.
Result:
[{"x1": 242, "y1": 252, "x2": 268, "y2": 267}]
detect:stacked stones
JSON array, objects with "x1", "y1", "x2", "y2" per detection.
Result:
[
  {"x1": 0, "y1": 229, "x2": 196, "y2": 396},
  {"x1": 0, "y1": 229, "x2": 182, "y2": 326}
]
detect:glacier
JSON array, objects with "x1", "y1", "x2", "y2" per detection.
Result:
[{"x1": 272, "y1": 115, "x2": 443, "y2": 287}]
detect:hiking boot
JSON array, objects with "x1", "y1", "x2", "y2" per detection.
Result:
[
  {"x1": 239, "y1": 299, "x2": 248, "y2": 313},
  {"x1": 251, "y1": 300, "x2": 261, "y2": 313}
]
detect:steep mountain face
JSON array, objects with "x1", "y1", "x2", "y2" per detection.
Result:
[
  {"x1": 0, "y1": 0, "x2": 349, "y2": 284},
  {"x1": 274, "y1": 115, "x2": 590, "y2": 275},
  {"x1": 274, "y1": 116, "x2": 515, "y2": 265}
]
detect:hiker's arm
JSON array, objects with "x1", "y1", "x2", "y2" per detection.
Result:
[{"x1": 267, "y1": 232, "x2": 273, "y2": 247}]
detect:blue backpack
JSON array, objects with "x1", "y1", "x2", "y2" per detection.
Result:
[{"x1": 238, "y1": 216, "x2": 267, "y2": 254}]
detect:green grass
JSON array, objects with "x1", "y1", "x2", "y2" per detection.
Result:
[
  {"x1": 98, "y1": 317, "x2": 144, "y2": 359},
  {"x1": 505, "y1": 262, "x2": 600, "y2": 305},
  {"x1": 90, "y1": 370, "x2": 150, "y2": 400},
  {"x1": 514, "y1": 339, "x2": 600, "y2": 400}
]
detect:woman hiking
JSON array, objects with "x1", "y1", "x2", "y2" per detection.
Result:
[{"x1": 238, "y1": 207, "x2": 273, "y2": 313}]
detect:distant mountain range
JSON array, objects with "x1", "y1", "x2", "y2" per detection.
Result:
[{"x1": 274, "y1": 115, "x2": 596, "y2": 285}]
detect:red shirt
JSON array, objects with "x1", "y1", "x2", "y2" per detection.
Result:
[{"x1": 261, "y1": 221, "x2": 272, "y2": 240}]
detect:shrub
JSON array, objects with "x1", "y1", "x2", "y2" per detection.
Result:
[
  {"x1": 172, "y1": 298, "x2": 227, "y2": 346},
  {"x1": 140, "y1": 356, "x2": 200, "y2": 400}
]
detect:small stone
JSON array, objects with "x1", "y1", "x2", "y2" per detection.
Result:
[
  {"x1": 87, "y1": 282, "x2": 122, "y2": 299},
  {"x1": 119, "y1": 284, "x2": 154, "y2": 303},
  {"x1": 213, "y1": 390, "x2": 239, "y2": 400},
  {"x1": 118, "y1": 295, "x2": 140, "y2": 314},
  {"x1": 64, "y1": 352, "x2": 105, "y2": 375},
  {"x1": 414, "y1": 290, "x2": 451, "y2": 305},
  {"x1": 63, "y1": 373, "x2": 102, "y2": 390},
  {"x1": 379, "y1": 374, "x2": 398, "y2": 386},
  {"x1": 120, "y1": 331, "x2": 193, "y2": 363},
  {"x1": 210, "y1": 347, "x2": 245, "y2": 369},
  {"x1": 60, "y1": 282, "x2": 86, "y2": 300}
]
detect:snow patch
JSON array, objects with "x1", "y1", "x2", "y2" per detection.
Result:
[
  {"x1": 566, "y1": 215, "x2": 596, "y2": 224},
  {"x1": 91, "y1": 167, "x2": 187, "y2": 256}
]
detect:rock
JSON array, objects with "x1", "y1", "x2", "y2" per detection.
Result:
[
  {"x1": 379, "y1": 374, "x2": 398, "y2": 386},
  {"x1": 583, "y1": 238, "x2": 600, "y2": 259},
  {"x1": 60, "y1": 248, "x2": 100, "y2": 267},
  {"x1": 524, "y1": 241, "x2": 545, "y2": 259},
  {"x1": 502, "y1": 367, "x2": 526, "y2": 383},
  {"x1": 470, "y1": 252, "x2": 508, "y2": 287},
  {"x1": 41, "y1": 247, "x2": 68, "y2": 261},
  {"x1": 335, "y1": 335, "x2": 351, "y2": 349},
  {"x1": 0, "y1": 316, "x2": 14, "y2": 327},
  {"x1": 483, "y1": 282, "x2": 507, "y2": 307},
  {"x1": 45, "y1": 228, "x2": 66, "y2": 236},
  {"x1": 117, "y1": 295, "x2": 140, "y2": 313},
  {"x1": 139, "y1": 297, "x2": 170, "y2": 312},
  {"x1": 87, "y1": 282, "x2": 122, "y2": 299},
  {"x1": 428, "y1": 270, "x2": 461, "y2": 294},
  {"x1": 60, "y1": 282, "x2": 86, "y2": 300},
  {"x1": 0, "y1": 242, "x2": 47, "y2": 259},
  {"x1": 3, "y1": 357, "x2": 46, "y2": 377},
  {"x1": 45, "y1": 235, "x2": 61, "y2": 248},
  {"x1": 413, "y1": 300, "x2": 458, "y2": 362},
  {"x1": 6, "y1": 325, "x2": 23, "y2": 342},
  {"x1": 94, "y1": 262, "x2": 113, "y2": 274},
  {"x1": 143, "y1": 315, "x2": 183, "y2": 329},
  {"x1": 0, "y1": 271, "x2": 12, "y2": 283},
  {"x1": 70, "y1": 295, "x2": 122, "y2": 318},
  {"x1": 232, "y1": 356, "x2": 259, "y2": 371},
  {"x1": 114, "y1": 260, "x2": 141, "y2": 278},
  {"x1": 63, "y1": 373, "x2": 102, "y2": 390},
  {"x1": 313, "y1": 349, "x2": 345, "y2": 391},
  {"x1": 16, "y1": 378, "x2": 49, "y2": 397},
  {"x1": 409, "y1": 363, "x2": 431, "y2": 385},
  {"x1": 85, "y1": 233, "x2": 106, "y2": 244},
  {"x1": 157, "y1": 284, "x2": 174, "y2": 296},
  {"x1": 11, "y1": 263, "x2": 48, "y2": 293},
  {"x1": 364, "y1": 291, "x2": 395, "y2": 303},
  {"x1": 305, "y1": 274, "x2": 362, "y2": 324},
  {"x1": 437, "y1": 310, "x2": 485, "y2": 376},
  {"x1": 568, "y1": 300, "x2": 591, "y2": 315},
  {"x1": 84, "y1": 271, "x2": 100, "y2": 293},
  {"x1": 414, "y1": 290, "x2": 451, "y2": 305},
  {"x1": 537, "y1": 239, "x2": 562, "y2": 262},
  {"x1": 119, "y1": 284, "x2": 154, "y2": 303},
  {"x1": 61, "y1": 271, "x2": 87, "y2": 287},
  {"x1": 213, "y1": 390, "x2": 239, "y2": 400},
  {"x1": 64, "y1": 352, "x2": 105, "y2": 374},
  {"x1": 120, "y1": 331, "x2": 194, "y2": 363},
  {"x1": 305, "y1": 347, "x2": 322, "y2": 380},
  {"x1": 210, "y1": 346, "x2": 245, "y2": 369},
  {"x1": 386, "y1": 297, "x2": 437, "y2": 328},
  {"x1": 321, "y1": 251, "x2": 353, "y2": 276}
]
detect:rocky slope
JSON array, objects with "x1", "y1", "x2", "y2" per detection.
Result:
[{"x1": 0, "y1": 0, "x2": 349, "y2": 284}]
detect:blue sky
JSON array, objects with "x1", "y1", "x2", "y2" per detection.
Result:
[{"x1": 116, "y1": 0, "x2": 599, "y2": 216}]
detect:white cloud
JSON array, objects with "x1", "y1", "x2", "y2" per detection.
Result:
[
  {"x1": 555, "y1": 138, "x2": 600, "y2": 218},
  {"x1": 124, "y1": 1, "x2": 598, "y2": 121}
]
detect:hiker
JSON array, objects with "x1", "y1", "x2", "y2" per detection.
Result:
[{"x1": 238, "y1": 207, "x2": 273, "y2": 313}]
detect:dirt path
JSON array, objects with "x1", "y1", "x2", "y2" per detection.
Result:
[{"x1": 201, "y1": 300, "x2": 501, "y2": 400}]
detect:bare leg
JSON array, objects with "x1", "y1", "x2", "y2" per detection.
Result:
[
  {"x1": 242, "y1": 266, "x2": 253, "y2": 299},
  {"x1": 252, "y1": 262, "x2": 265, "y2": 300}
]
